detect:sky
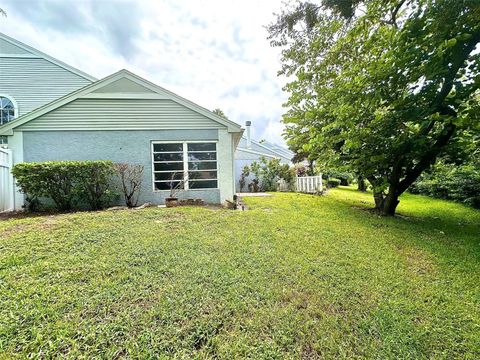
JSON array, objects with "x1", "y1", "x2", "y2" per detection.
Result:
[{"x1": 0, "y1": 0, "x2": 290, "y2": 145}]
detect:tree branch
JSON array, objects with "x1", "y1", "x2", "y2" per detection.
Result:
[{"x1": 398, "y1": 122, "x2": 456, "y2": 193}]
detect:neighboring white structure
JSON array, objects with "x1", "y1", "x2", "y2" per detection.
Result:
[{"x1": 234, "y1": 121, "x2": 294, "y2": 192}]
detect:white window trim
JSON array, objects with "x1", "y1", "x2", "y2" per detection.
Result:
[
  {"x1": 0, "y1": 94, "x2": 19, "y2": 124},
  {"x1": 151, "y1": 140, "x2": 219, "y2": 192}
]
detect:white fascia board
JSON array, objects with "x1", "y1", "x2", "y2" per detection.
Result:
[
  {"x1": 81, "y1": 93, "x2": 170, "y2": 99},
  {"x1": 235, "y1": 147, "x2": 278, "y2": 159}
]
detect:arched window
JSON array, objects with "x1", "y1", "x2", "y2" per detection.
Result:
[{"x1": 0, "y1": 95, "x2": 18, "y2": 125}]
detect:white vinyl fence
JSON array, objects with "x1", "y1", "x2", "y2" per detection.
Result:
[
  {"x1": 0, "y1": 148, "x2": 14, "y2": 212},
  {"x1": 296, "y1": 175, "x2": 323, "y2": 194}
]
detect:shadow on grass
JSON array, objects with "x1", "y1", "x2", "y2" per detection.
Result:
[{"x1": 324, "y1": 187, "x2": 480, "y2": 266}]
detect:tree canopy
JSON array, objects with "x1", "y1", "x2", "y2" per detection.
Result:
[
  {"x1": 268, "y1": 0, "x2": 480, "y2": 215},
  {"x1": 212, "y1": 108, "x2": 229, "y2": 119}
]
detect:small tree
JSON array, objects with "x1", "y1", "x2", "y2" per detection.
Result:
[
  {"x1": 114, "y1": 163, "x2": 144, "y2": 208},
  {"x1": 239, "y1": 165, "x2": 250, "y2": 192},
  {"x1": 248, "y1": 157, "x2": 296, "y2": 192},
  {"x1": 167, "y1": 171, "x2": 187, "y2": 199},
  {"x1": 248, "y1": 161, "x2": 262, "y2": 192}
]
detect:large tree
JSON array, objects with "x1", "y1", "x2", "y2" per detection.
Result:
[{"x1": 268, "y1": 0, "x2": 480, "y2": 215}]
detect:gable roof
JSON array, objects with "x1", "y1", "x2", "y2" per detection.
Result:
[
  {"x1": 0, "y1": 69, "x2": 243, "y2": 135},
  {"x1": 0, "y1": 32, "x2": 97, "y2": 82},
  {"x1": 259, "y1": 139, "x2": 295, "y2": 159},
  {"x1": 237, "y1": 136, "x2": 294, "y2": 161}
]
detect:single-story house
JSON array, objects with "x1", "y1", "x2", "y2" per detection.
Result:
[
  {"x1": 235, "y1": 121, "x2": 294, "y2": 191},
  {"x1": 0, "y1": 32, "x2": 244, "y2": 210}
]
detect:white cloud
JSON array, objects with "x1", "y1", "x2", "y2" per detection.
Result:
[{"x1": 0, "y1": 0, "x2": 289, "y2": 145}]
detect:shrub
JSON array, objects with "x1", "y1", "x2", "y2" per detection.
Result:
[
  {"x1": 12, "y1": 161, "x2": 115, "y2": 211},
  {"x1": 327, "y1": 178, "x2": 341, "y2": 188},
  {"x1": 113, "y1": 163, "x2": 144, "y2": 208},
  {"x1": 249, "y1": 157, "x2": 296, "y2": 192},
  {"x1": 239, "y1": 165, "x2": 250, "y2": 192},
  {"x1": 410, "y1": 163, "x2": 480, "y2": 208},
  {"x1": 322, "y1": 170, "x2": 353, "y2": 185},
  {"x1": 79, "y1": 162, "x2": 116, "y2": 210}
]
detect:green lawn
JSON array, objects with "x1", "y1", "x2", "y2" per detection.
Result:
[{"x1": 1, "y1": 188, "x2": 479, "y2": 358}]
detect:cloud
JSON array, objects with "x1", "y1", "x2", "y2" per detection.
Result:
[
  {"x1": 0, "y1": 0, "x2": 290, "y2": 145},
  {"x1": 1, "y1": 0, "x2": 90, "y2": 34}
]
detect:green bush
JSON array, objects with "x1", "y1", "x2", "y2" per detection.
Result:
[
  {"x1": 410, "y1": 163, "x2": 480, "y2": 208},
  {"x1": 322, "y1": 171, "x2": 353, "y2": 185},
  {"x1": 12, "y1": 161, "x2": 115, "y2": 211},
  {"x1": 327, "y1": 178, "x2": 341, "y2": 188},
  {"x1": 249, "y1": 157, "x2": 296, "y2": 192}
]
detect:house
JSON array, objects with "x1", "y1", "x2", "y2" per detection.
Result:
[
  {"x1": 235, "y1": 121, "x2": 294, "y2": 191},
  {"x1": 0, "y1": 32, "x2": 243, "y2": 209}
]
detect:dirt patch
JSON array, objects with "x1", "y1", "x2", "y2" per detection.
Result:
[
  {"x1": 1, "y1": 223, "x2": 30, "y2": 237},
  {"x1": 396, "y1": 245, "x2": 436, "y2": 276}
]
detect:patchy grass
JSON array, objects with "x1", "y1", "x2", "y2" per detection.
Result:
[{"x1": 0, "y1": 187, "x2": 479, "y2": 358}]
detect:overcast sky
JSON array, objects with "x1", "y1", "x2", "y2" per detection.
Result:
[{"x1": 0, "y1": 0, "x2": 289, "y2": 144}]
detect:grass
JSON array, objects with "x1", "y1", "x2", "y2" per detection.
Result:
[{"x1": 0, "y1": 187, "x2": 479, "y2": 359}]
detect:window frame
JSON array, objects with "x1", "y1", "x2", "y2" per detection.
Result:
[
  {"x1": 151, "y1": 140, "x2": 219, "y2": 192},
  {"x1": 0, "y1": 95, "x2": 18, "y2": 126}
]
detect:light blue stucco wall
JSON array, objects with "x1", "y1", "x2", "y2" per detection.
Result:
[
  {"x1": 22, "y1": 129, "x2": 222, "y2": 204},
  {"x1": 234, "y1": 149, "x2": 291, "y2": 192}
]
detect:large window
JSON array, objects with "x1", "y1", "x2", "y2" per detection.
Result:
[{"x1": 152, "y1": 142, "x2": 218, "y2": 190}]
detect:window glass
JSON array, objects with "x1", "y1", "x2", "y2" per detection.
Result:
[
  {"x1": 188, "y1": 161, "x2": 217, "y2": 170},
  {"x1": 188, "y1": 171, "x2": 217, "y2": 180},
  {"x1": 189, "y1": 180, "x2": 218, "y2": 189},
  {"x1": 187, "y1": 143, "x2": 216, "y2": 152},
  {"x1": 154, "y1": 153, "x2": 183, "y2": 162},
  {"x1": 153, "y1": 143, "x2": 183, "y2": 152},
  {"x1": 154, "y1": 162, "x2": 184, "y2": 171},
  {"x1": 154, "y1": 172, "x2": 184, "y2": 181},
  {"x1": 152, "y1": 142, "x2": 217, "y2": 190},
  {"x1": 0, "y1": 96, "x2": 16, "y2": 125},
  {"x1": 188, "y1": 152, "x2": 216, "y2": 161},
  {"x1": 154, "y1": 181, "x2": 184, "y2": 190}
]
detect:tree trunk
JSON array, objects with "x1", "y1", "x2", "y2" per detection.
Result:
[
  {"x1": 357, "y1": 177, "x2": 367, "y2": 192},
  {"x1": 381, "y1": 192, "x2": 400, "y2": 216},
  {"x1": 373, "y1": 191, "x2": 384, "y2": 210}
]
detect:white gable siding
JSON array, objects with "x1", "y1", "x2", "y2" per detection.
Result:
[
  {"x1": 0, "y1": 57, "x2": 92, "y2": 116},
  {"x1": 0, "y1": 38, "x2": 31, "y2": 54},
  {"x1": 92, "y1": 78, "x2": 156, "y2": 93},
  {"x1": 18, "y1": 98, "x2": 227, "y2": 131}
]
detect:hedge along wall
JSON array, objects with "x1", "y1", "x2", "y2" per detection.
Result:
[{"x1": 11, "y1": 160, "x2": 116, "y2": 211}]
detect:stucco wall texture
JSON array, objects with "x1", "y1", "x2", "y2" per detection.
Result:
[{"x1": 22, "y1": 129, "x2": 235, "y2": 205}]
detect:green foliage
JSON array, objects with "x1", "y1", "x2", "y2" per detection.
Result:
[
  {"x1": 327, "y1": 178, "x2": 341, "y2": 188},
  {"x1": 410, "y1": 162, "x2": 480, "y2": 208},
  {"x1": 249, "y1": 157, "x2": 296, "y2": 191},
  {"x1": 239, "y1": 165, "x2": 250, "y2": 192},
  {"x1": 323, "y1": 170, "x2": 353, "y2": 185},
  {"x1": 269, "y1": 0, "x2": 480, "y2": 215},
  {"x1": 12, "y1": 161, "x2": 115, "y2": 211},
  {"x1": 212, "y1": 108, "x2": 229, "y2": 119},
  {"x1": 1, "y1": 189, "x2": 479, "y2": 357}
]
